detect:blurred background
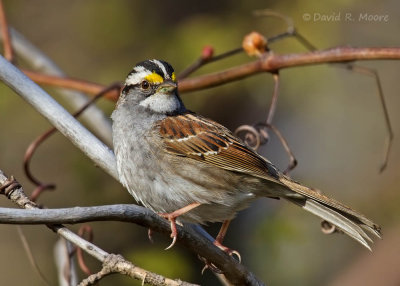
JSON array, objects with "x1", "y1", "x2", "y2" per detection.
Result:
[{"x1": 1, "y1": 0, "x2": 399, "y2": 285}]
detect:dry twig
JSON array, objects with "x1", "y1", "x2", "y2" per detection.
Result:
[
  {"x1": 0, "y1": 170, "x2": 264, "y2": 285},
  {"x1": 0, "y1": 170, "x2": 198, "y2": 286}
]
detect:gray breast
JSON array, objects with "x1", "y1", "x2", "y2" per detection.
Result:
[{"x1": 112, "y1": 105, "x2": 261, "y2": 224}]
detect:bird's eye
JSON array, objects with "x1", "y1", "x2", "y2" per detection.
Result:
[{"x1": 141, "y1": 80, "x2": 150, "y2": 90}]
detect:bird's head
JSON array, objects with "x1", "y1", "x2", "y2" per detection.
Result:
[{"x1": 118, "y1": 59, "x2": 185, "y2": 114}]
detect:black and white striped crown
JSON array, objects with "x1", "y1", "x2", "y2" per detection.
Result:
[{"x1": 126, "y1": 59, "x2": 176, "y2": 86}]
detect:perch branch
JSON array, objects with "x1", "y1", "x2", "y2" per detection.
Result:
[
  {"x1": 0, "y1": 171, "x2": 197, "y2": 286},
  {"x1": 0, "y1": 171, "x2": 263, "y2": 286},
  {"x1": 0, "y1": 203, "x2": 264, "y2": 285}
]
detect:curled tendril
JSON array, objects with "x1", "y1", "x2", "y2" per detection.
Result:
[
  {"x1": 30, "y1": 184, "x2": 56, "y2": 203},
  {"x1": 234, "y1": 123, "x2": 271, "y2": 150},
  {"x1": 23, "y1": 84, "x2": 121, "y2": 203},
  {"x1": 234, "y1": 125, "x2": 261, "y2": 150},
  {"x1": 253, "y1": 9, "x2": 295, "y2": 35},
  {"x1": 0, "y1": 175, "x2": 21, "y2": 198},
  {"x1": 254, "y1": 123, "x2": 270, "y2": 145},
  {"x1": 70, "y1": 225, "x2": 95, "y2": 276},
  {"x1": 235, "y1": 122, "x2": 297, "y2": 174},
  {"x1": 320, "y1": 220, "x2": 337, "y2": 235}
]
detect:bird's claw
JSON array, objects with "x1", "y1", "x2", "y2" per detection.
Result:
[
  {"x1": 165, "y1": 234, "x2": 177, "y2": 250},
  {"x1": 147, "y1": 228, "x2": 154, "y2": 243},
  {"x1": 198, "y1": 255, "x2": 223, "y2": 274},
  {"x1": 214, "y1": 241, "x2": 241, "y2": 263},
  {"x1": 199, "y1": 242, "x2": 241, "y2": 274},
  {"x1": 159, "y1": 212, "x2": 178, "y2": 250},
  {"x1": 227, "y1": 249, "x2": 241, "y2": 263},
  {"x1": 159, "y1": 203, "x2": 201, "y2": 250}
]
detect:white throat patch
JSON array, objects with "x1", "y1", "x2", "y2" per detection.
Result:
[{"x1": 139, "y1": 93, "x2": 181, "y2": 113}]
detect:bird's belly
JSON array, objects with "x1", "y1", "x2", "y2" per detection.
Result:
[
  {"x1": 149, "y1": 169, "x2": 259, "y2": 224},
  {"x1": 118, "y1": 148, "x2": 258, "y2": 224}
]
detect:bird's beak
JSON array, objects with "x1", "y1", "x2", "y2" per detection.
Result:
[{"x1": 156, "y1": 80, "x2": 177, "y2": 94}]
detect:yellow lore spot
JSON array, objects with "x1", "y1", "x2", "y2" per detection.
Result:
[
  {"x1": 144, "y1": 72, "x2": 164, "y2": 84},
  {"x1": 171, "y1": 72, "x2": 176, "y2": 82}
]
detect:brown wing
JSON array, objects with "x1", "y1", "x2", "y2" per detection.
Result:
[{"x1": 158, "y1": 112, "x2": 281, "y2": 181}]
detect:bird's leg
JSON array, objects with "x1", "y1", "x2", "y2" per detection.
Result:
[
  {"x1": 201, "y1": 220, "x2": 241, "y2": 274},
  {"x1": 215, "y1": 219, "x2": 231, "y2": 244},
  {"x1": 213, "y1": 220, "x2": 241, "y2": 262},
  {"x1": 159, "y1": 202, "x2": 201, "y2": 250}
]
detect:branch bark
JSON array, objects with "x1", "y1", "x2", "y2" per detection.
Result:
[
  {"x1": 178, "y1": 47, "x2": 400, "y2": 92},
  {"x1": 0, "y1": 54, "x2": 118, "y2": 180},
  {"x1": 0, "y1": 196, "x2": 264, "y2": 285},
  {"x1": 0, "y1": 170, "x2": 198, "y2": 286},
  {"x1": 18, "y1": 46, "x2": 400, "y2": 99},
  {"x1": 2, "y1": 28, "x2": 113, "y2": 145},
  {"x1": 54, "y1": 238, "x2": 78, "y2": 286}
]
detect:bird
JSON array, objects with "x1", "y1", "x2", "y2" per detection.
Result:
[{"x1": 111, "y1": 59, "x2": 381, "y2": 255}]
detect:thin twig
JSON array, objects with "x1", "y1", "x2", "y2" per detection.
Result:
[
  {"x1": 1, "y1": 176, "x2": 262, "y2": 285},
  {"x1": 264, "y1": 73, "x2": 297, "y2": 173},
  {"x1": 0, "y1": 171, "x2": 265, "y2": 285},
  {"x1": 253, "y1": 9, "x2": 294, "y2": 33},
  {"x1": 178, "y1": 46, "x2": 215, "y2": 79},
  {"x1": 275, "y1": 20, "x2": 393, "y2": 171},
  {"x1": 23, "y1": 84, "x2": 121, "y2": 202},
  {"x1": 78, "y1": 254, "x2": 196, "y2": 286},
  {"x1": 77, "y1": 225, "x2": 94, "y2": 276},
  {"x1": 291, "y1": 30, "x2": 318, "y2": 51},
  {"x1": 17, "y1": 226, "x2": 51, "y2": 286},
  {"x1": 0, "y1": 0, "x2": 13, "y2": 61},
  {"x1": 266, "y1": 72, "x2": 279, "y2": 124},
  {"x1": 178, "y1": 46, "x2": 245, "y2": 80},
  {"x1": 0, "y1": 171, "x2": 199, "y2": 286},
  {"x1": 22, "y1": 69, "x2": 121, "y2": 101},
  {"x1": 262, "y1": 123, "x2": 297, "y2": 174},
  {"x1": 341, "y1": 64, "x2": 394, "y2": 172}
]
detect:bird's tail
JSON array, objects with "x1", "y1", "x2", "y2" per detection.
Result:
[{"x1": 278, "y1": 176, "x2": 381, "y2": 250}]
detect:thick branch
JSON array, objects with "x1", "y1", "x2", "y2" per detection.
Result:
[
  {"x1": 0, "y1": 204, "x2": 172, "y2": 225},
  {"x1": 0, "y1": 171, "x2": 196, "y2": 286},
  {"x1": 2, "y1": 28, "x2": 113, "y2": 144},
  {"x1": 0, "y1": 202, "x2": 263, "y2": 285},
  {"x1": 0, "y1": 55, "x2": 119, "y2": 181},
  {"x1": 178, "y1": 47, "x2": 400, "y2": 92}
]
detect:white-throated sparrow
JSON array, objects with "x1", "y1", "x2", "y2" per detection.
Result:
[{"x1": 111, "y1": 59, "x2": 381, "y2": 252}]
